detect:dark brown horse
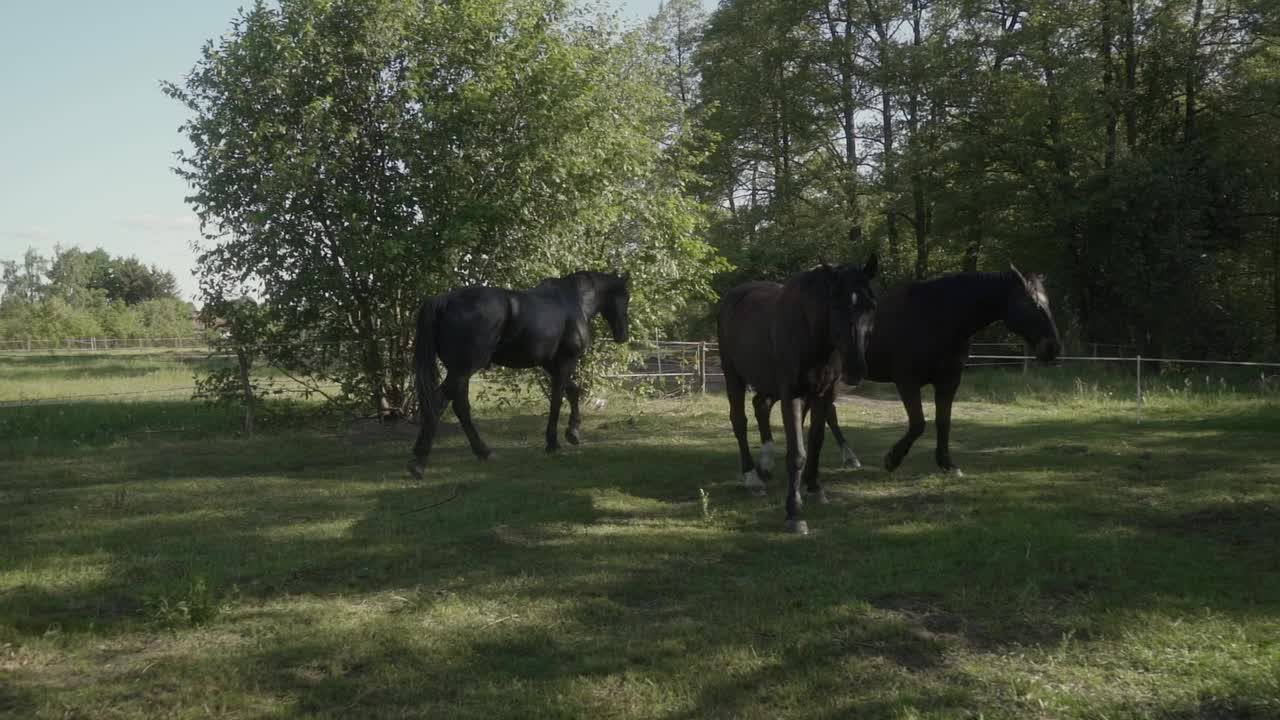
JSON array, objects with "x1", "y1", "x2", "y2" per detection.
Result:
[
  {"x1": 407, "y1": 271, "x2": 630, "y2": 479},
  {"x1": 753, "y1": 266, "x2": 1060, "y2": 477},
  {"x1": 718, "y1": 255, "x2": 878, "y2": 534}
]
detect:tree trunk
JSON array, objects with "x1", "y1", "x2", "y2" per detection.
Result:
[
  {"x1": 236, "y1": 347, "x2": 255, "y2": 435},
  {"x1": 1184, "y1": 0, "x2": 1204, "y2": 142},
  {"x1": 1123, "y1": 0, "x2": 1137, "y2": 153},
  {"x1": 908, "y1": 0, "x2": 928, "y2": 280},
  {"x1": 871, "y1": 9, "x2": 899, "y2": 272},
  {"x1": 836, "y1": 4, "x2": 860, "y2": 239},
  {"x1": 1102, "y1": 0, "x2": 1118, "y2": 170},
  {"x1": 1274, "y1": 218, "x2": 1280, "y2": 343}
]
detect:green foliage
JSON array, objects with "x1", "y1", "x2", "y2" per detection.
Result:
[
  {"x1": 0, "y1": 246, "x2": 190, "y2": 340},
  {"x1": 166, "y1": 0, "x2": 725, "y2": 414},
  {"x1": 691, "y1": 0, "x2": 1280, "y2": 359}
]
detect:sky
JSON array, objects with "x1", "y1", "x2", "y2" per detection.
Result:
[{"x1": 0, "y1": 0, "x2": 686, "y2": 302}]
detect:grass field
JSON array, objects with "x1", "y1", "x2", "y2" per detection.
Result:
[{"x1": 2, "y1": 351, "x2": 1279, "y2": 719}]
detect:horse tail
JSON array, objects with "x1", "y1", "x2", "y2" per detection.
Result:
[{"x1": 413, "y1": 297, "x2": 443, "y2": 420}]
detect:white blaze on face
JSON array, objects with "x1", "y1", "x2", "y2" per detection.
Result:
[
  {"x1": 1033, "y1": 287, "x2": 1049, "y2": 307},
  {"x1": 850, "y1": 292, "x2": 858, "y2": 306}
]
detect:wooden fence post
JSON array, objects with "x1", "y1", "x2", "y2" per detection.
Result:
[
  {"x1": 1136, "y1": 355, "x2": 1143, "y2": 424},
  {"x1": 699, "y1": 342, "x2": 707, "y2": 394}
]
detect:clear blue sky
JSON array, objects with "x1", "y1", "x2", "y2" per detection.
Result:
[{"x1": 0, "y1": 0, "x2": 683, "y2": 301}]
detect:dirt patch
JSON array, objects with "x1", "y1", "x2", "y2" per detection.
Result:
[
  {"x1": 872, "y1": 592, "x2": 964, "y2": 634},
  {"x1": 1161, "y1": 695, "x2": 1280, "y2": 720},
  {"x1": 6, "y1": 590, "x2": 143, "y2": 636},
  {"x1": 342, "y1": 417, "x2": 455, "y2": 446},
  {"x1": 1151, "y1": 502, "x2": 1279, "y2": 546}
]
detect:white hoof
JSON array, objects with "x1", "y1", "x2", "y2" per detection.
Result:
[
  {"x1": 742, "y1": 469, "x2": 766, "y2": 496},
  {"x1": 840, "y1": 444, "x2": 862, "y2": 469},
  {"x1": 758, "y1": 441, "x2": 775, "y2": 472}
]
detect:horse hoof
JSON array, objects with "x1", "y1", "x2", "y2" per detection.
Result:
[
  {"x1": 565, "y1": 428, "x2": 581, "y2": 446},
  {"x1": 841, "y1": 445, "x2": 862, "y2": 469},
  {"x1": 742, "y1": 469, "x2": 767, "y2": 496},
  {"x1": 805, "y1": 490, "x2": 830, "y2": 505},
  {"x1": 479, "y1": 450, "x2": 496, "y2": 462},
  {"x1": 946, "y1": 466, "x2": 964, "y2": 478},
  {"x1": 407, "y1": 460, "x2": 425, "y2": 480},
  {"x1": 784, "y1": 519, "x2": 809, "y2": 535},
  {"x1": 758, "y1": 441, "x2": 776, "y2": 473},
  {"x1": 883, "y1": 453, "x2": 900, "y2": 473}
]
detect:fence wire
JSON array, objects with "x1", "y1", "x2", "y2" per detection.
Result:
[{"x1": 4, "y1": 339, "x2": 1279, "y2": 413}]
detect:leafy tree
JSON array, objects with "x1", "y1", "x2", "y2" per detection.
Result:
[
  {"x1": 0, "y1": 249, "x2": 50, "y2": 306},
  {"x1": 691, "y1": 0, "x2": 1280, "y2": 359},
  {"x1": 167, "y1": 0, "x2": 723, "y2": 414}
]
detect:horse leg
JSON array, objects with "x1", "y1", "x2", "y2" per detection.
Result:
[
  {"x1": 802, "y1": 391, "x2": 831, "y2": 505},
  {"x1": 826, "y1": 400, "x2": 861, "y2": 469},
  {"x1": 884, "y1": 383, "x2": 926, "y2": 472},
  {"x1": 564, "y1": 377, "x2": 583, "y2": 446},
  {"x1": 934, "y1": 379, "x2": 963, "y2": 477},
  {"x1": 447, "y1": 373, "x2": 494, "y2": 461},
  {"x1": 751, "y1": 393, "x2": 776, "y2": 479},
  {"x1": 408, "y1": 392, "x2": 441, "y2": 480},
  {"x1": 781, "y1": 390, "x2": 809, "y2": 534},
  {"x1": 727, "y1": 374, "x2": 765, "y2": 495},
  {"x1": 545, "y1": 365, "x2": 569, "y2": 453}
]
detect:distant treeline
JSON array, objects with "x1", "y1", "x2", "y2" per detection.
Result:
[
  {"x1": 657, "y1": 0, "x2": 1280, "y2": 358},
  {"x1": 0, "y1": 247, "x2": 194, "y2": 340}
]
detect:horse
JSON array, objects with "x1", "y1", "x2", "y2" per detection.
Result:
[
  {"x1": 407, "y1": 270, "x2": 630, "y2": 479},
  {"x1": 752, "y1": 265, "x2": 1061, "y2": 477},
  {"x1": 717, "y1": 255, "x2": 879, "y2": 534}
]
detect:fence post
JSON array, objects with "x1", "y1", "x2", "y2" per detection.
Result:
[
  {"x1": 699, "y1": 341, "x2": 707, "y2": 394},
  {"x1": 656, "y1": 341, "x2": 662, "y2": 377},
  {"x1": 1136, "y1": 355, "x2": 1143, "y2": 424}
]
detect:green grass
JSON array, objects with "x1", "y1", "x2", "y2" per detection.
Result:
[{"x1": 2, "y1": 356, "x2": 1279, "y2": 718}]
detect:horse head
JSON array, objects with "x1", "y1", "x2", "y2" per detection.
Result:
[
  {"x1": 1005, "y1": 264, "x2": 1061, "y2": 363},
  {"x1": 825, "y1": 253, "x2": 879, "y2": 385},
  {"x1": 599, "y1": 272, "x2": 631, "y2": 344}
]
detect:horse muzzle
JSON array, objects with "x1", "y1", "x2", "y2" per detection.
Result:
[{"x1": 841, "y1": 356, "x2": 868, "y2": 387}]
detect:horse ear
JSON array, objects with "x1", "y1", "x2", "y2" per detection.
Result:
[
  {"x1": 863, "y1": 252, "x2": 879, "y2": 280},
  {"x1": 621, "y1": 272, "x2": 631, "y2": 288}
]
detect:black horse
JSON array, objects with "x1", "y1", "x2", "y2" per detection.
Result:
[
  {"x1": 407, "y1": 271, "x2": 630, "y2": 479},
  {"x1": 718, "y1": 255, "x2": 879, "y2": 534},
  {"x1": 753, "y1": 265, "x2": 1061, "y2": 477}
]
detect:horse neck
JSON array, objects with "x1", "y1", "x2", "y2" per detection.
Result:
[
  {"x1": 949, "y1": 272, "x2": 1012, "y2": 341},
  {"x1": 566, "y1": 274, "x2": 604, "y2": 318}
]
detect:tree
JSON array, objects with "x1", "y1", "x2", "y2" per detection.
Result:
[
  {"x1": 0, "y1": 249, "x2": 50, "y2": 306},
  {"x1": 167, "y1": 0, "x2": 723, "y2": 414}
]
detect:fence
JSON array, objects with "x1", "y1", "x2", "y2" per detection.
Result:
[
  {"x1": 612, "y1": 341, "x2": 1280, "y2": 423},
  {"x1": 4, "y1": 338, "x2": 1278, "y2": 421},
  {"x1": 0, "y1": 336, "x2": 210, "y2": 352}
]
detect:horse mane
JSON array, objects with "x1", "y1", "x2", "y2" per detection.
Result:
[
  {"x1": 908, "y1": 270, "x2": 1016, "y2": 300},
  {"x1": 787, "y1": 265, "x2": 836, "y2": 294},
  {"x1": 541, "y1": 270, "x2": 623, "y2": 293}
]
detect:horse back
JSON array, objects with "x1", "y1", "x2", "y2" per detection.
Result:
[
  {"x1": 866, "y1": 283, "x2": 971, "y2": 385},
  {"x1": 718, "y1": 282, "x2": 783, "y2": 393}
]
